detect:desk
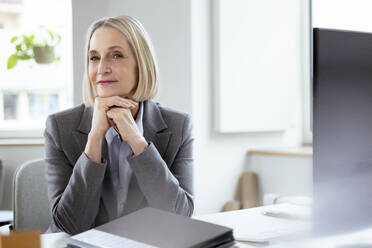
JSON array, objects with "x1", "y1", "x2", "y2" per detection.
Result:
[
  {"x1": 195, "y1": 203, "x2": 310, "y2": 247},
  {"x1": 195, "y1": 203, "x2": 372, "y2": 248},
  {"x1": 39, "y1": 224, "x2": 372, "y2": 248},
  {"x1": 22, "y1": 203, "x2": 372, "y2": 248},
  {"x1": 41, "y1": 232, "x2": 69, "y2": 248},
  {"x1": 40, "y1": 203, "x2": 309, "y2": 248},
  {"x1": 0, "y1": 159, "x2": 3, "y2": 206}
]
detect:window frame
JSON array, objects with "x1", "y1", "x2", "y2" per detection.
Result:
[{"x1": 303, "y1": 0, "x2": 313, "y2": 145}]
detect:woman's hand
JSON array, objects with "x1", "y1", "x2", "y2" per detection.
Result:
[
  {"x1": 85, "y1": 96, "x2": 135, "y2": 163},
  {"x1": 91, "y1": 96, "x2": 136, "y2": 137},
  {"x1": 107, "y1": 106, "x2": 148, "y2": 155}
]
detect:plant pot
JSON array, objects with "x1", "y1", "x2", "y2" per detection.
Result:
[{"x1": 33, "y1": 45, "x2": 55, "y2": 64}]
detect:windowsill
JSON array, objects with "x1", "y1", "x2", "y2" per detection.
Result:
[
  {"x1": 247, "y1": 146, "x2": 313, "y2": 157},
  {"x1": 0, "y1": 138, "x2": 44, "y2": 146},
  {"x1": 0, "y1": 3, "x2": 23, "y2": 14}
]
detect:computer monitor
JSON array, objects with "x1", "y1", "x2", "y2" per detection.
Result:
[{"x1": 313, "y1": 28, "x2": 372, "y2": 235}]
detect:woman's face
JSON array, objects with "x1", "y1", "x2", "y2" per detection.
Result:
[{"x1": 88, "y1": 27, "x2": 138, "y2": 98}]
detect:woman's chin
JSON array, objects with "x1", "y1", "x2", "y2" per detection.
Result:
[
  {"x1": 97, "y1": 92, "x2": 118, "y2": 98},
  {"x1": 96, "y1": 90, "x2": 130, "y2": 98}
]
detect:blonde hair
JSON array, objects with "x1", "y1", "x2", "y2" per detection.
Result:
[{"x1": 82, "y1": 15, "x2": 159, "y2": 106}]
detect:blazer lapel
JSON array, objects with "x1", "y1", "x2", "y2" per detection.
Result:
[
  {"x1": 142, "y1": 100, "x2": 171, "y2": 160},
  {"x1": 72, "y1": 105, "x2": 92, "y2": 154}
]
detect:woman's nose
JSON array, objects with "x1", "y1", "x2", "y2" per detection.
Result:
[{"x1": 97, "y1": 59, "x2": 111, "y2": 74}]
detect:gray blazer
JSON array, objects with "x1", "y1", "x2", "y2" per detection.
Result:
[{"x1": 44, "y1": 100, "x2": 194, "y2": 234}]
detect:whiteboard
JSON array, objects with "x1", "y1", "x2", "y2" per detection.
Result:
[{"x1": 213, "y1": 0, "x2": 308, "y2": 132}]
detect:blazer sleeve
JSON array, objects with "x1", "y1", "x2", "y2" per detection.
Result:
[
  {"x1": 44, "y1": 114, "x2": 107, "y2": 234},
  {"x1": 128, "y1": 115, "x2": 194, "y2": 217}
]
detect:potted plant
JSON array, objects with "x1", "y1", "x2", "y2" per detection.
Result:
[{"x1": 7, "y1": 29, "x2": 61, "y2": 69}]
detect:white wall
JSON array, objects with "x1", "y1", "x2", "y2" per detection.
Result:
[
  {"x1": 191, "y1": 0, "x2": 306, "y2": 215},
  {"x1": 313, "y1": 0, "x2": 372, "y2": 32},
  {"x1": 246, "y1": 154, "x2": 313, "y2": 203}
]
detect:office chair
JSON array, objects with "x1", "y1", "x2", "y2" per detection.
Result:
[
  {"x1": 0, "y1": 159, "x2": 4, "y2": 207},
  {"x1": 13, "y1": 159, "x2": 51, "y2": 232}
]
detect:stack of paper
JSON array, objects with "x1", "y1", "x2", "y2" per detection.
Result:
[{"x1": 196, "y1": 203, "x2": 311, "y2": 244}]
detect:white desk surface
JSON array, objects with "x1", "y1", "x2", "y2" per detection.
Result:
[
  {"x1": 195, "y1": 203, "x2": 372, "y2": 248},
  {"x1": 41, "y1": 232, "x2": 69, "y2": 248},
  {"x1": 39, "y1": 203, "x2": 310, "y2": 248},
  {"x1": 0, "y1": 211, "x2": 12, "y2": 223},
  {"x1": 194, "y1": 203, "x2": 310, "y2": 248}
]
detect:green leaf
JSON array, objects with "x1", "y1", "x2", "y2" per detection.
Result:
[
  {"x1": 55, "y1": 56, "x2": 61, "y2": 61},
  {"x1": 16, "y1": 44, "x2": 22, "y2": 52},
  {"x1": 47, "y1": 30, "x2": 54, "y2": 40},
  {"x1": 18, "y1": 54, "x2": 32, "y2": 60},
  {"x1": 56, "y1": 34, "x2": 61, "y2": 44},
  {"x1": 22, "y1": 34, "x2": 28, "y2": 41},
  {"x1": 7, "y1": 54, "x2": 18, "y2": 69},
  {"x1": 10, "y1": 36, "x2": 18, "y2": 43},
  {"x1": 22, "y1": 35, "x2": 33, "y2": 48}
]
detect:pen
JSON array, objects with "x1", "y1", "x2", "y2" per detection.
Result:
[
  {"x1": 261, "y1": 210, "x2": 309, "y2": 221},
  {"x1": 261, "y1": 210, "x2": 296, "y2": 219}
]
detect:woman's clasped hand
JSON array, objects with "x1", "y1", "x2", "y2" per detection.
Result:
[{"x1": 91, "y1": 96, "x2": 138, "y2": 140}]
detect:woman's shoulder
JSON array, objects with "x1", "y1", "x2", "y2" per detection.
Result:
[
  {"x1": 49, "y1": 104, "x2": 87, "y2": 119},
  {"x1": 146, "y1": 101, "x2": 190, "y2": 123},
  {"x1": 158, "y1": 104, "x2": 190, "y2": 120},
  {"x1": 46, "y1": 104, "x2": 92, "y2": 130}
]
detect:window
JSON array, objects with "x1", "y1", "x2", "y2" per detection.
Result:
[
  {"x1": 3, "y1": 92, "x2": 17, "y2": 120},
  {"x1": 0, "y1": 0, "x2": 73, "y2": 138}
]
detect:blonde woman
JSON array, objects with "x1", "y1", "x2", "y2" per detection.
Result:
[{"x1": 44, "y1": 16, "x2": 194, "y2": 234}]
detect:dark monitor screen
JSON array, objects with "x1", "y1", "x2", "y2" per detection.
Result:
[{"x1": 313, "y1": 28, "x2": 372, "y2": 235}]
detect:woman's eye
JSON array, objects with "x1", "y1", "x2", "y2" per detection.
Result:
[
  {"x1": 89, "y1": 56, "x2": 99, "y2": 62},
  {"x1": 113, "y1": 53, "x2": 123, "y2": 59}
]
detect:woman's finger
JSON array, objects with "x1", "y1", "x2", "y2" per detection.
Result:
[
  {"x1": 106, "y1": 96, "x2": 136, "y2": 109},
  {"x1": 115, "y1": 96, "x2": 138, "y2": 109},
  {"x1": 121, "y1": 96, "x2": 138, "y2": 105},
  {"x1": 108, "y1": 118, "x2": 115, "y2": 127},
  {"x1": 118, "y1": 97, "x2": 138, "y2": 109}
]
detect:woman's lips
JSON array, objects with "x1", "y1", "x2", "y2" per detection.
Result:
[{"x1": 98, "y1": 80, "x2": 117, "y2": 85}]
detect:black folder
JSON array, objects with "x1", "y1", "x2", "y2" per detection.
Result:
[{"x1": 66, "y1": 207, "x2": 235, "y2": 248}]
